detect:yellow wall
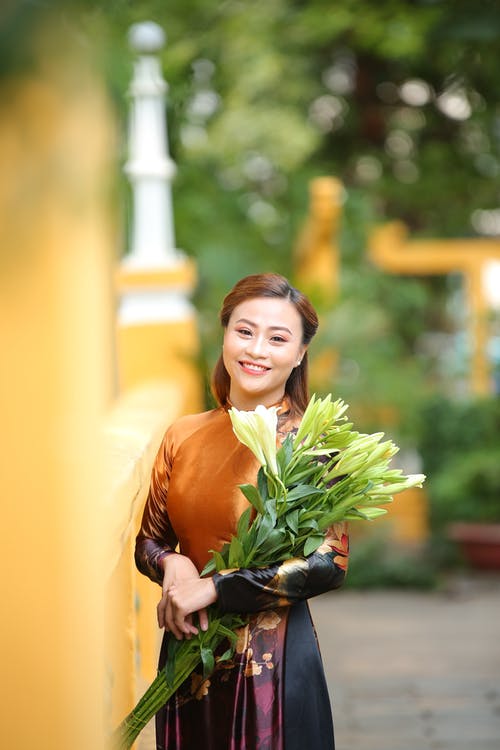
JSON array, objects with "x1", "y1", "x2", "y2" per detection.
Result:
[
  {"x1": 0, "y1": 41, "x2": 115, "y2": 750},
  {"x1": 117, "y1": 316, "x2": 202, "y2": 414},
  {"x1": 103, "y1": 383, "x2": 185, "y2": 728}
]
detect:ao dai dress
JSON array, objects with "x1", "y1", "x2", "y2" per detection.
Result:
[{"x1": 135, "y1": 402, "x2": 349, "y2": 750}]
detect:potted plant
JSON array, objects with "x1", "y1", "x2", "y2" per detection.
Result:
[{"x1": 417, "y1": 395, "x2": 500, "y2": 570}]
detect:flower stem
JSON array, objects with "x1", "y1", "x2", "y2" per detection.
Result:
[{"x1": 112, "y1": 649, "x2": 203, "y2": 750}]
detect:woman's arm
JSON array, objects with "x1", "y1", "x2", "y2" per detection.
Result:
[
  {"x1": 135, "y1": 426, "x2": 220, "y2": 639},
  {"x1": 136, "y1": 498, "x2": 216, "y2": 639},
  {"x1": 135, "y1": 428, "x2": 179, "y2": 585},
  {"x1": 213, "y1": 522, "x2": 349, "y2": 614},
  {"x1": 135, "y1": 497, "x2": 179, "y2": 585}
]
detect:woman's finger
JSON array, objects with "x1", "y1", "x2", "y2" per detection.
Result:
[
  {"x1": 165, "y1": 597, "x2": 185, "y2": 640},
  {"x1": 168, "y1": 587, "x2": 200, "y2": 638},
  {"x1": 197, "y1": 607, "x2": 209, "y2": 633},
  {"x1": 157, "y1": 592, "x2": 168, "y2": 629}
]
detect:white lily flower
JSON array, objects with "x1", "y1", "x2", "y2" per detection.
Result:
[{"x1": 228, "y1": 404, "x2": 279, "y2": 476}]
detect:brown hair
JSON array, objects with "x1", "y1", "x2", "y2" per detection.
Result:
[{"x1": 211, "y1": 273, "x2": 319, "y2": 415}]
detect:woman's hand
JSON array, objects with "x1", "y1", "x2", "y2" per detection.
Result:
[
  {"x1": 157, "y1": 554, "x2": 217, "y2": 640},
  {"x1": 167, "y1": 577, "x2": 217, "y2": 639}
]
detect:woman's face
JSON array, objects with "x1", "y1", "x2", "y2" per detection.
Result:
[{"x1": 223, "y1": 296, "x2": 306, "y2": 410}]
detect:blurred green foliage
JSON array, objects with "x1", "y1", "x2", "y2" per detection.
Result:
[
  {"x1": 417, "y1": 395, "x2": 500, "y2": 527},
  {"x1": 345, "y1": 529, "x2": 438, "y2": 590},
  {"x1": 2, "y1": 0, "x2": 499, "y2": 431}
]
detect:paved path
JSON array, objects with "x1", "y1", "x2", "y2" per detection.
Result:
[{"x1": 310, "y1": 574, "x2": 500, "y2": 750}]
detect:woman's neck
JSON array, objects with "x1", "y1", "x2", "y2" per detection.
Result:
[{"x1": 227, "y1": 392, "x2": 286, "y2": 412}]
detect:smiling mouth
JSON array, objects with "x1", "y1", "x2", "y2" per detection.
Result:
[{"x1": 239, "y1": 360, "x2": 270, "y2": 374}]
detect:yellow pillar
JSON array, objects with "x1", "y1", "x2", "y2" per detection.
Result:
[
  {"x1": 294, "y1": 176, "x2": 343, "y2": 390},
  {"x1": 294, "y1": 176, "x2": 343, "y2": 305},
  {"x1": 116, "y1": 263, "x2": 203, "y2": 413},
  {"x1": 0, "y1": 33, "x2": 115, "y2": 750}
]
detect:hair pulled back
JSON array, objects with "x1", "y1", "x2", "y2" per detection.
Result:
[{"x1": 211, "y1": 273, "x2": 319, "y2": 415}]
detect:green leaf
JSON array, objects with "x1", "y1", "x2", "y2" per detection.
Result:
[
  {"x1": 239, "y1": 483, "x2": 264, "y2": 514},
  {"x1": 217, "y1": 624, "x2": 240, "y2": 643},
  {"x1": 277, "y1": 434, "x2": 294, "y2": 473},
  {"x1": 213, "y1": 550, "x2": 227, "y2": 572},
  {"x1": 303, "y1": 534, "x2": 324, "y2": 556},
  {"x1": 165, "y1": 638, "x2": 180, "y2": 687},
  {"x1": 298, "y1": 509, "x2": 321, "y2": 522},
  {"x1": 257, "y1": 467, "x2": 269, "y2": 501},
  {"x1": 228, "y1": 536, "x2": 245, "y2": 567},
  {"x1": 285, "y1": 462, "x2": 323, "y2": 485},
  {"x1": 316, "y1": 511, "x2": 344, "y2": 530},
  {"x1": 259, "y1": 527, "x2": 287, "y2": 555},
  {"x1": 217, "y1": 648, "x2": 234, "y2": 663},
  {"x1": 263, "y1": 498, "x2": 277, "y2": 526},
  {"x1": 236, "y1": 506, "x2": 252, "y2": 540},
  {"x1": 286, "y1": 484, "x2": 323, "y2": 503},
  {"x1": 285, "y1": 508, "x2": 299, "y2": 534},
  {"x1": 282, "y1": 433, "x2": 294, "y2": 463},
  {"x1": 255, "y1": 513, "x2": 276, "y2": 549},
  {"x1": 201, "y1": 557, "x2": 216, "y2": 576},
  {"x1": 200, "y1": 647, "x2": 215, "y2": 677},
  {"x1": 301, "y1": 517, "x2": 319, "y2": 532}
]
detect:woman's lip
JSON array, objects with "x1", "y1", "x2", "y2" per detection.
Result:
[{"x1": 239, "y1": 360, "x2": 270, "y2": 374}]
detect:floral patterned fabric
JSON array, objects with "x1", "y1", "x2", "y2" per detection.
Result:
[
  {"x1": 136, "y1": 405, "x2": 349, "y2": 750},
  {"x1": 156, "y1": 608, "x2": 289, "y2": 750}
]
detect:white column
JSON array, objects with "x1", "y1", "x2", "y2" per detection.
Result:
[
  {"x1": 482, "y1": 259, "x2": 500, "y2": 393},
  {"x1": 119, "y1": 21, "x2": 195, "y2": 328},
  {"x1": 124, "y1": 21, "x2": 181, "y2": 269},
  {"x1": 482, "y1": 260, "x2": 500, "y2": 310}
]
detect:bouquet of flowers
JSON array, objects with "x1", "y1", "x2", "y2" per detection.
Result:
[{"x1": 113, "y1": 394, "x2": 425, "y2": 749}]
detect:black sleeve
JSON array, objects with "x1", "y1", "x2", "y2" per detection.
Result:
[{"x1": 213, "y1": 522, "x2": 349, "y2": 614}]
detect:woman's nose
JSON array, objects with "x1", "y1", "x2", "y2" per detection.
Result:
[{"x1": 246, "y1": 335, "x2": 267, "y2": 357}]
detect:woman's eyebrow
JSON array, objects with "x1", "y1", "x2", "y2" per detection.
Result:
[
  {"x1": 234, "y1": 318, "x2": 255, "y2": 327},
  {"x1": 235, "y1": 318, "x2": 293, "y2": 335}
]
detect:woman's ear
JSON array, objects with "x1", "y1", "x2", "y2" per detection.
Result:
[{"x1": 296, "y1": 346, "x2": 308, "y2": 366}]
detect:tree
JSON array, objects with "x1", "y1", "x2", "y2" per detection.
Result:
[{"x1": 3, "y1": 0, "x2": 499, "y2": 422}]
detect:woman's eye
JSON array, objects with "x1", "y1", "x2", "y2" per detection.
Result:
[
  {"x1": 271, "y1": 335, "x2": 286, "y2": 343},
  {"x1": 237, "y1": 328, "x2": 252, "y2": 336}
]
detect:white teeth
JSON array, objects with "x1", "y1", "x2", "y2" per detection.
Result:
[{"x1": 242, "y1": 362, "x2": 268, "y2": 372}]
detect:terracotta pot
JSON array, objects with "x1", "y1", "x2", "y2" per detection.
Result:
[{"x1": 447, "y1": 522, "x2": 500, "y2": 570}]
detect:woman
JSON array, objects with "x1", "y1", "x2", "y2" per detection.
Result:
[{"x1": 135, "y1": 273, "x2": 349, "y2": 750}]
